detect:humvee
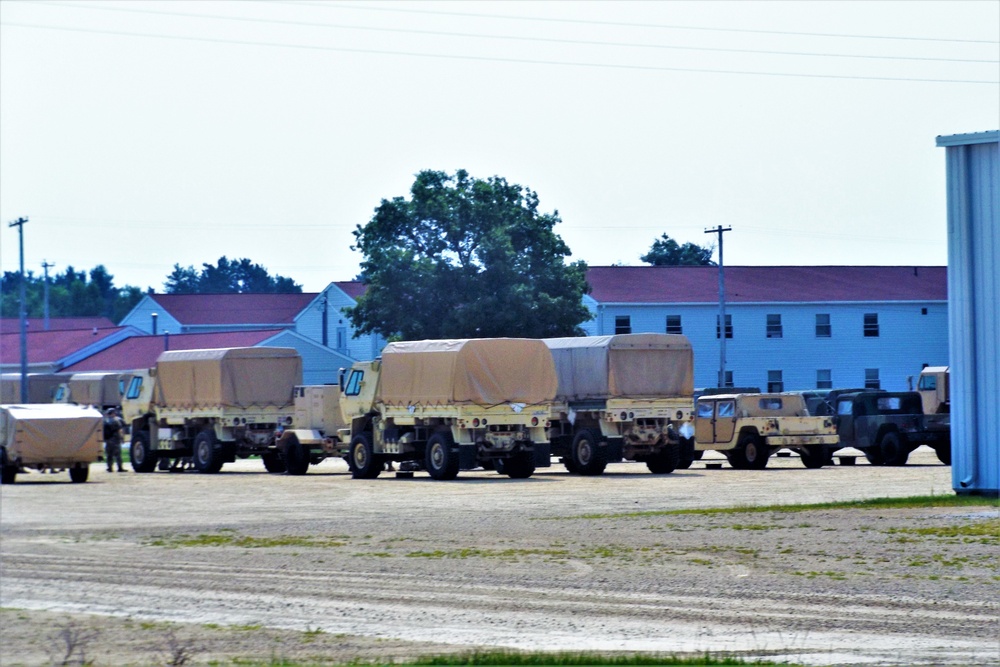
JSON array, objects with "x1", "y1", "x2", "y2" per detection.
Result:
[{"x1": 832, "y1": 391, "x2": 950, "y2": 466}]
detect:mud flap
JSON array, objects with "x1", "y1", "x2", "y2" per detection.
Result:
[
  {"x1": 533, "y1": 442, "x2": 551, "y2": 468},
  {"x1": 458, "y1": 444, "x2": 477, "y2": 470},
  {"x1": 602, "y1": 440, "x2": 623, "y2": 463}
]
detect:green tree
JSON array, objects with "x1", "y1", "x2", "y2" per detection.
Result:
[
  {"x1": 348, "y1": 169, "x2": 591, "y2": 340},
  {"x1": 641, "y1": 234, "x2": 716, "y2": 266},
  {"x1": 1, "y1": 265, "x2": 145, "y2": 321},
  {"x1": 163, "y1": 257, "x2": 302, "y2": 294}
]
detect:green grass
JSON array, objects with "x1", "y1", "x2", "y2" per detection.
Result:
[
  {"x1": 408, "y1": 651, "x2": 791, "y2": 665},
  {"x1": 887, "y1": 518, "x2": 1000, "y2": 545},
  {"x1": 146, "y1": 533, "x2": 347, "y2": 549},
  {"x1": 560, "y1": 494, "x2": 999, "y2": 520}
]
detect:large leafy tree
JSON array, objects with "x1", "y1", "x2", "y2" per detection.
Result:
[
  {"x1": 641, "y1": 234, "x2": 716, "y2": 266},
  {"x1": 348, "y1": 169, "x2": 591, "y2": 340},
  {"x1": 164, "y1": 257, "x2": 301, "y2": 294},
  {"x1": 1, "y1": 265, "x2": 146, "y2": 322}
]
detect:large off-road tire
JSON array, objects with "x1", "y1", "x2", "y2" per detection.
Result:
[
  {"x1": 130, "y1": 431, "x2": 157, "y2": 473},
  {"x1": 800, "y1": 446, "x2": 829, "y2": 469},
  {"x1": 493, "y1": 457, "x2": 507, "y2": 475},
  {"x1": 350, "y1": 433, "x2": 381, "y2": 479},
  {"x1": 934, "y1": 441, "x2": 952, "y2": 465},
  {"x1": 69, "y1": 464, "x2": 89, "y2": 483},
  {"x1": 262, "y1": 450, "x2": 287, "y2": 474},
  {"x1": 729, "y1": 433, "x2": 769, "y2": 470},
  {"x1": 675, "y1": 437, "x2": 696, "y2": 470},
  {"x1": 193, "y1": 431, "x2": 224, "y2": 474},
  {"x1": 646, "y1": 441, "x2": 680, "y2": 474},
  {"x1": 425, "y1": 432, "x2": 460, "y2": 481},
  {"x1": 1, "y1": 449, "x2": 17, "y2": 485},
  {"x1": 503, "y1": 452, "x2": 535, "y2": 479},
  {"x1": 570, "y1": 429, "x2": 607, "y2": 476},
  {"x1": 283, "y1": 436, "x2": 309, "y2": 476},
  {"x1": 879, "y1": 431, "x2": 909, "y2": 466},
  {"x1": 864, "y1": 447, "x2": 886, "y2": 466}
]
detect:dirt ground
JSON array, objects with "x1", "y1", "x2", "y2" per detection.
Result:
[{"x1": 1, "y1": 447, "x2": 997, "y2": 666}]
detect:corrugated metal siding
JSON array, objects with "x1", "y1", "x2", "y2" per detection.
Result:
[{"x1": 938, "y1": 131, "x2": 1000, "y2": 495}]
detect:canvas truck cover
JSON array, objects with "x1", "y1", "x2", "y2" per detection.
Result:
[
  {"x1": 67, "y1": 372, "x2": 121, "y2": 407},
  {"x1": 1, "y1": 373, "x2": 66, "y2": 404},
  {"x1": 379, "y1": 338, "x2": 558, "y2": 406},
  {"x1": 544, "y1": 334, "x2": 694, "y2": 401},
  {"x1": 0, "y1": 404, "x2": 102, "y2": 463},
  {"x1": 152, "y1": 347, "x2": 301, "y2": 409}
]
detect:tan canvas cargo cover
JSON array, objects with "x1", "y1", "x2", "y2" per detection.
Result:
[
  {"x1": 379, "y1": 338, "x2": 558, "y2": 406},
  {"x1": 0, "y1": 404, "x2": 102, "y2": 463},
  {"x1": 544, "y1": 334, "x2": 694, "y2": 400},
  {"x1": 152, "y1": 347, "x2": 301, "y2": 409},
  {"x1": 1, "y1": 373, "x2": 66, "y2": 403},
  {"x1": 67, "y1": 372, "x2": 121, "y2": 407}
]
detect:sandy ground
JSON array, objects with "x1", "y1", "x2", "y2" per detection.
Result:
[{"x1": 1, "y1": 448, "x2": 997, "y2": 666}]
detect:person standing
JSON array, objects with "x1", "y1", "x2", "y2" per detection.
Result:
[{"x1": 103, "y1": 408, "x2": 125, "y2": 472}]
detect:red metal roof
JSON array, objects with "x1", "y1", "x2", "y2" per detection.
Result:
[
  {"x1": 0, "y1": 327, "x2": 127, "y2": 364},
  {"x1": 585, "y1": 266, "x2": 947, "y2": 304},
  {"x1": 148, "y1": 293, "x2": 318, "y2": 325},
  {"x1": 0, "y1": 317, "x2": 116, "y2": 334},
  {"x1": 61, "y1": 330, "x2": 285, "y2": 372},
  {"x1": 333, "y1": 281, "x2": 366, "y2": 300}
]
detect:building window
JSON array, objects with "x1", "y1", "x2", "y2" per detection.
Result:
[
  {"x1": 864, "y1": 313, "x2": 880, "y2": 337},
  {"x1": 815, "y1": 314, "x2": 831, "y2": 338},
  {"x1": 865, "y1": 368, "x2": 881, "y2": 390},
  {"x1": 767, "y1": 370, "x2": 784, "y2": 393},
  {"x1": 665, "y1": 315, "x2": 682, "y2": 335},
  {"x1": 336, "y1": 327, "x2": 347, "y2": 353},
  {"x1": 615, "y1": 316, "x2": 632, "y2": 335},
  {"x1": 817, "y1": 369, "x2": 832, "y2": 389},
  {"x1": 766, "y1": 314, "x2": 783, "y2": 339},
  {"x1": 718, "y1": 370, "x2": 734, "y2": 388},
  {"x1": 716, "y1": 314, "x2": 733, "y2": 339}
]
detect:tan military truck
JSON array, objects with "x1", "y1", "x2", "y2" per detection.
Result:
[
  {"x1": 694, "y1": 393, "x2": 839, "y2": 469},
  {"x1": 1, "y1": 373, "x2": 66, "y2": 404},
  {"x1": 1, "y1": 403, "x2": 103, "y2": 484},
  {"x1": 121, "y1": 347, "x2": 301, "y2": 474},
  {"x1": 544, "y1": 333, "x2": 694, "y2": 475},
  {"x1": 917, "y1": 366, "x2": 950, "y2": 414},
  {"x1": 53, "y1": 372, "x2": 124, "y2": 411},
  {"x1": 274, "y1": 384, "x2": 348, "y2": 475},
  {"x1": 339, "y1": 338, "x2": 557, "y2": 480}
]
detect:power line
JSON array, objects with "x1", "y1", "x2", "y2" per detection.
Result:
[
  {"x1": 31, "y1": 1, "x2": 1000, "y2": 65},
  {"x1": 3, "y1": 21, "x2": 996, "y2": 85},
  {"x1": 280, "y1": 0, "x2": 1000, "y2": 45}
]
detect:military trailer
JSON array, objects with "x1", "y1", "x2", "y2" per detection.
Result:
[
  {"x1": 121, "y1": 347, "x2": 301, "y2": 474},
  {"x1": 832, "y1": 391, "x2": 951, "y2": 466},
  {"x1": 694, "y1": 393, "x2": 839, "y2": 469},
  {"x1": 1, "y1": 403, "x2": 102, "y2": 484},
  {"x1": 274, "y1": 385, "x2": 349, "y2": 475},
  {"x1": 544, "y1": 333, "x2": 694, "y2": 475},
  {"x1": 53, "y1": 372, "x2": 124, "y2": 411},
  {"x1": 340, "y1": 338, "x2": 557, "y2": 480}
]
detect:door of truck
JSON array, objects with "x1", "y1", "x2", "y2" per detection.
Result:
[
  {"x1": 695, "y1": 398, "x2": 737, "y2": 444},
  {"x1": 834, "y1": 398, "x2": 856, "y2": 445},
  {"x1": 695, "y1": 399, "x2": 715, "y2": 443},
  {"x1": 714, "y1": 399, "x2": 737, "y2": 444}
]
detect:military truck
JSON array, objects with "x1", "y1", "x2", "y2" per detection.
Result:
[
  {"x1": 340, "y1": 338, "x2": 556, "y2": 480},
  {"x1": 544, "y1": 333, "x2": 694, "y2": 475},
  {"x1": 832, "y1": 391, "x2": 950, "y2": 466},
  {"x1": 274, "y1": 384, "x2": 348, "y2": 475},
  {"x1": 1, "y1": 373, "x2": 66, "y2": 404},
  {"x1": 917, "y1": 367, "x2": 950, "y2": 414},
  {"x1": 53, "y1": 372, "x2": 124, "y2": 411},
  {"x1": 694, "y1": 393, "x2": 839, "y2": 469},
  {"x1": 1, "y1": 403, "x2": 102, "y2": 484},
  {"x1": 121, "y1": 347, "x2": 301, "y2": 474}
]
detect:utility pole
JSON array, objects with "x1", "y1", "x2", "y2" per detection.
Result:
[
  {"x1": 8, "y1": 217, "x2": 29, "y2": 402},
  {"x1": 705, "y1": 225, "x2": 732, "y2": 388},
  {"x1": 42, "y1": 260, "x2": 54, "y2": 331}
]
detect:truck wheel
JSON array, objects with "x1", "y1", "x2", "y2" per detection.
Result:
[
  {"x1": 425, "y1": 433, "x2": 460, "y2": 480},
  {"x1": 503, "y1": 452, "x2": 535, "y2": 479},
  {"x1": 493, "y1": 458, "x2": 507, "y2": 475},
  {"x1": 800, "y1": 447, "x2": 828, "y2": 469},
  {"x1": 350, "y1": 433, "x2": 381, "y2": 479},
  {"x1": 130, "y1": 432, "x2": 157, "y2": 473},
  {"x1": 731, "y1": 434, "x2": 769, "y2": 470},
  {"x1": 675, "y1": 437, "x2": 695, "y2": 470},
  {"x1": 262, "y1": 451, "x2": 287, "y2": 474},
  {"x1": 69, "y1": 464, "x2": 89, "y2": 483},
  {"x1": 864, "y1": 448, "x2": 886, "y2": 466},
  {"x1": 193, "y1": 431, "x2": 224, "y2": 474},
  {"x1": 1, "y1": 449, "x2": 17, "y2": 485},
  {"x1": 282, "y1": 436, "x2": 308, "y2": 476},
  {"x1": 879, "y1": 432, "x2": 909, "y2": 466},
  {"x1": 570, "y1": 429, "x2": 607, "y2": 476},
  {"x1": 646, "y1": 441, "x2": 680, "y2": 474},
  {"x1": 934, "y1": 441, "x2": 952, "y2": 465}
]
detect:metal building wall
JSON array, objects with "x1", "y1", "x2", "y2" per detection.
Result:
[{"x1": 936, "y1": 131, "x2": 999, "y2": 495}]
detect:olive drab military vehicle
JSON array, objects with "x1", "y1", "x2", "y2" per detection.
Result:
[
  {"x1": 832, "y1": 391, "x2": 951, "y2": 466},
  {"x1": 694, "y1": 393, "x2": 839, "y2": 469},
  {"x1": 339, "y1": 338, "x2": 557, "y2": 480}
]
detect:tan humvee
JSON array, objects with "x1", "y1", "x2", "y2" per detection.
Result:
[
  {"x1": 274, "y1": 385, "x2": 349, "y2": 475},
  {"x1": 1, "y1": 403, "x2": 102, "y2": 484},
  {"x1": 694, "y1": 393, "x2": 839, "y2": 469}
]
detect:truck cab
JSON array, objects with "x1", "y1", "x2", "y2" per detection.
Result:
[{"x1": 917, "y1": 367, "x2": 950, "y2": 414}]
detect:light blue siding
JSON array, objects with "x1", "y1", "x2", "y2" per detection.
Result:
[
  {"x1": 938, "y1": 130, "x2": 999, "y2": 495},
  {"x1": 261, "y1": 330, "x2": 355, "y2": 386},
  {"x1": 118, "y1": 296, "x2": 182, "y2": 334}
]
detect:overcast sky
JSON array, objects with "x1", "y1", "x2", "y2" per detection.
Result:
[{"x1": 1, "y1": 0, "x2": 997, "y2": 294}]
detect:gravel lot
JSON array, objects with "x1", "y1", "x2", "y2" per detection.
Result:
[{"x1": 1, "y1": 448, "x2": 997, "y2": 666}]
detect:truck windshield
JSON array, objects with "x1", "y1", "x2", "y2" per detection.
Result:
[
  {"x1": 918, "y1": 375, "x2": 937, "y2": 390},
  {"x1": 126, "y1": 376, "x2": 143, "y2": 400},
  {"x1": 344, "y1": 370, "x2": 364, "y2": 396}
]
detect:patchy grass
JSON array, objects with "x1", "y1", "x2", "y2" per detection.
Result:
[
  {"x1": 886, "y1": 518, "x2": 1000, "y2": 545},
  {"x1": 146, "y1": 533, "x2": 348, "y2": 549},
  {"x1": 409, "y1": 651, "x2": 789, "y2": 665}
]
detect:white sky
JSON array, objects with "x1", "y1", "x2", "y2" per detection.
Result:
[{"x1": 1, "y1": 0, "x2": 997, "y2": 294}]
